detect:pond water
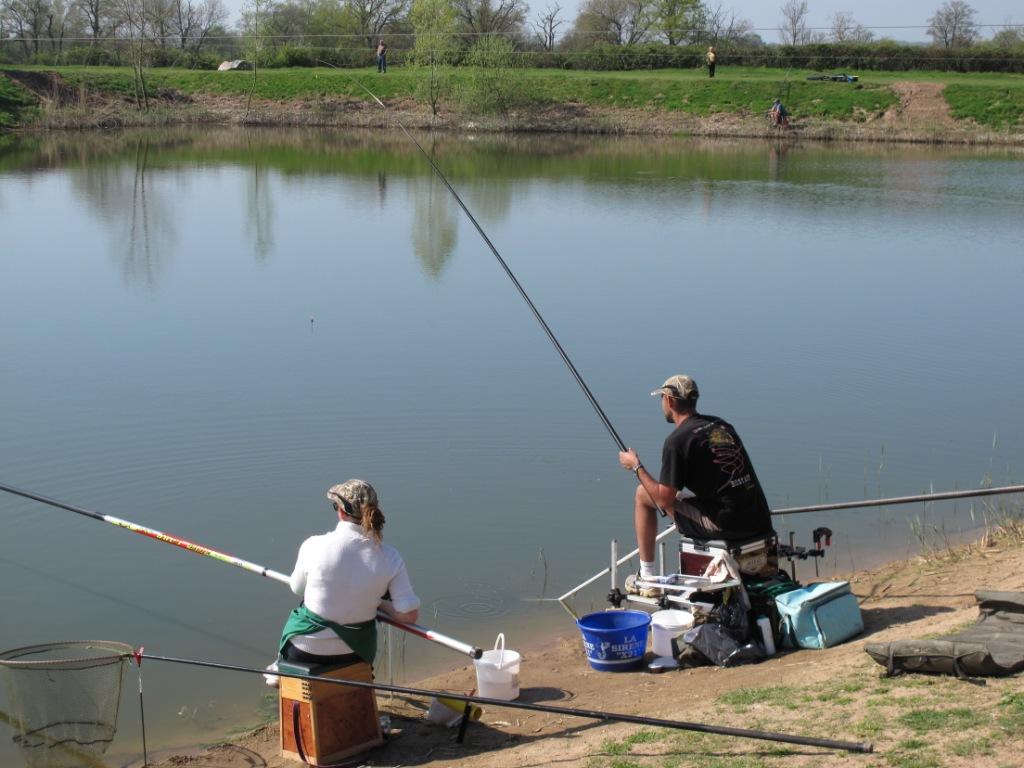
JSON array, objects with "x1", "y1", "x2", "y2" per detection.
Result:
[{"x1": 1, "y1": 128, "x2": 1022, "y2": 763}]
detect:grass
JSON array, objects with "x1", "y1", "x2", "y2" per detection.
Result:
[
  {"x1": 5, "y1": 63, "x2": 1023, "y2": 132},
  {"x1": 945, "y1": 84, "x2": 1024, "y2": 128},
  {"x1": 897, "y1": 706, "x2": 987, "y2": 733},
  {"x1": 563, "y1": 656, "x2": 1024, "y2": 768},
  {"x1": 717, "y1": 686, "x2": 798, "y2": 708},
  {"x1": 0, "y1": 74, "x2": 36, "y2": 127}
]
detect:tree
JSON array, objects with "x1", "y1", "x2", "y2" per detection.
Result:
[
  {"x1": 573, "y1": 0, "x2": 654, "y2": 46},
  {"x1": 531, "y1": 2, "x2": 561, "y2": 50},
  {"x1": 990, "y1": 24, "x2": 1023, "y2": 47},
  {"x1": 699, "y1": 1, "x2": 754, "y2": 44},
  {"x1": 452, "y1": 0, "x2": 526, "y2": 37},
  {"x1": 75, "y1": 0, "x2": 119, "y2": 44},
  {"x1": 410, "y1": 0, "x2": 457, "y2": 116},
  {"x1": 170, "y1": 0, "x2": 226, "y2": 50},
  {"x1": 462, "y1": 34, "x2": 523, "y2": 114},
  {"x1": 42, "y1": 0, "x2": 82, "y2": 54},
  {"x1": 145, "y1": 0, "x2": 176, "y2": 47},
  {"x1": 3, "y1": 0, "x2": 52, "y2": 57},
  {"x1": 829, "y1": 10, "x2": 872, "y2": 43},
  {"x1": 652, "y1": 0, "x2": 699, "y2": 45},
  {"x1": 347, "y1": 0, "x2": 409, "y2": 46},
  {"x1": 114, "y1": 0, "x2": 149, "y2": 108},
  {"x1": 778, "y1": 0, "x2": 808, "y2": 45},
  {"x1": 927, "y1": 0, "x2": 977, "y2": 47}
]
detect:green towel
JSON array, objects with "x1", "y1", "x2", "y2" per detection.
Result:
[{"x1": 279, "y1": 604, "x2": 377, "y2": 665}]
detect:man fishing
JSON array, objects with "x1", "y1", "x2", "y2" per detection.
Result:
[
  {"x1": 276, "y1": 479, "x2": 420, "y2": 669},
  {"x1": 618, "y1": 375, "x2": 774, "y2": 597}
]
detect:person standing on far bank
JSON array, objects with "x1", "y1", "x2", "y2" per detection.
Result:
[
  {"x1": 377, "y1": 39, "x2": 387, "y2": 73},
  {"x1": 617, "y1": 375, "x2": 774, "y2": 597},
  {"x1": 706, "y1": 46, "x2": 716, "y2": 78}
]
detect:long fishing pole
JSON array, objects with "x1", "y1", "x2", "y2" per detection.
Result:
[
  {"x1": 558, "y1": 482, "x2": 1024, "y2": 602},
  {"x1": 141, "y1": 651, "x2": 873, "y2": 753},
  {"x1": 772, "y1": 484, "x2": 1024, "y2": 516},
  {"x1": 0, "y1": 482, "x2": 482, "y2": 659},
  {"x1": 317, "y1": 63, "x2": 674, "y2": 506},
  {"x1": 335, "y1": 71, "x2": 626, "y2": 449}
]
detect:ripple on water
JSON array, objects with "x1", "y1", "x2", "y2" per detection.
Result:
[{"x1": 426, "y1": 579, "x2": 512, "y2": 620}]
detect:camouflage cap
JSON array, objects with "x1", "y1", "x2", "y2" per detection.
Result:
[
  {"x1": 326, "y1": 479, "x2": 378, "y2": 519},
  {"x1": 651, "y1": 374, "x2": 699, "y2": 401}
]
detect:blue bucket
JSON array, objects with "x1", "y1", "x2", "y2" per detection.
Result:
[{"x1": 576, "y1": 610, "x2": 651, "y2": 671}]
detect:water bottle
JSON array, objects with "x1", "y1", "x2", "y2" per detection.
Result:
[{"x1": 756, "y1": 616, "x2": 776, "y2": 657}]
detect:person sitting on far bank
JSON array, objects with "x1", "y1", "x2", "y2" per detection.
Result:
[
  {"x1": 706, "y1": 46, "x2": 716, "y2": 78},
  {"x1": 770, "y1": 98, "x2": 789, "y2": 128},
  {"x1": 276, "y1": 479, "x2": 419, "y2": 673},
  {"x1": 617, "y1": 375, "x2": 775, "y2": 597}
]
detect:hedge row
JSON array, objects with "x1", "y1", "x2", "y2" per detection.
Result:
[
  {"x1": 5, "y1": 40, "x2": 1024, "y2": 73},
  {"x1": 524, "y1": 42, "x2": 1024, "y2": 73}
]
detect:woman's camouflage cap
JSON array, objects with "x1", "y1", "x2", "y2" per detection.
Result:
[{"x1": 326, "y1": 479, "x2": 378, "y2": 517}]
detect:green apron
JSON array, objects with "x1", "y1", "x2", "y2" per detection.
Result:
[{"x1": 278, "y1": 604, "x2": 377, "y2": 665}]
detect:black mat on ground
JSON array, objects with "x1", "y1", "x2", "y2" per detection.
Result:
[{"x1": 865, "y1": 591, "x2": 1024, "y2": 679}]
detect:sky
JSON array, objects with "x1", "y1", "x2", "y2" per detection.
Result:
[{"x1": 218, "y1": 0, "x2": 1022, "y2": 44}]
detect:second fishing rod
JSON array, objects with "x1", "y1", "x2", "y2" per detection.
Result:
[{"x1": 325, "y1": 63, "x2": 665, "y2": 513}]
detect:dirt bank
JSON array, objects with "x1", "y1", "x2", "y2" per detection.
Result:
[
  {"x1": 4, "y1": 71, "x2": 1022, "y2": 146},
  {"x1": 138, "y1": 531, "x2": 1024, "y2": 768}
]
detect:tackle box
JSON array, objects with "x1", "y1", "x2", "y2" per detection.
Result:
[
  {"x1": 775, "y1": 581, "x2": 864, "y2": 649},
  {"x1": 679, "y1": 533, "x2": 778, "y2": 578}
]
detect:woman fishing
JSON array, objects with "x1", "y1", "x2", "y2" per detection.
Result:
[{"x1": 276, "y1": 479, "x2": 420, "y2": 670}]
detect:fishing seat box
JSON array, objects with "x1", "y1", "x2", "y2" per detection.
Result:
[
  {"x1": 679, "y1": 532, "x2": 779, "y2": 578},
  {"x1": 775, "y1": 581, "x2": 864, "y2": 649},
  {"x1": 278, "y1": 658, "x2": 382, "y2": 764}
]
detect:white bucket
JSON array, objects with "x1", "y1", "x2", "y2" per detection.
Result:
[
  {"x1": 473, "y1": 633, "x2": 520, "y2": 701},
  {"x1": 651, "y1": 609, "x2": 694, "y2": 658}
]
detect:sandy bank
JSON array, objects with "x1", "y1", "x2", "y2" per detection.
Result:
[{"x1": 137, "y1": 529, "x2": 1024, "y2": 768}]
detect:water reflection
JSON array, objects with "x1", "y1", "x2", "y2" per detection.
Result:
[
  {"x1": 411, "y1": 176, "x2": 457, "y2": 278},
  {"x1": 118, "y1": 138, "x2": 175, "y2": 288},
  {"x1": 246, "y1": 163, "x2": 274, "y2": 263}
]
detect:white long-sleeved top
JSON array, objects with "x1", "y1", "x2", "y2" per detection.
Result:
[{"x1": 288, "y1": 520, "x2": 420, "y2": 656}]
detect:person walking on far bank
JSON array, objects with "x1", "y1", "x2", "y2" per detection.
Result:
[
  {"x1": 377, "y1": 39, "x2": 387, "y2": 73},
  {"x1": 706, "y1": 46, "x2": 716, "y2": 78}
]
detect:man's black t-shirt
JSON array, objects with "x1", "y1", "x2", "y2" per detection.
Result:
[{"x1": 659, "y1": 413, "x2": 773, "y2": 539}]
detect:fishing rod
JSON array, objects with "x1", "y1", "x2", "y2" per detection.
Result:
[
  {"x1": 317, "y1": 62, "x2": 670, "y2": 511},
  {"x1": 772, "y1": 484, "x2": 1024, "y2": 516},
  {"x1": 0, "y1": 482, "x2": 482, "y2": 659},
  {"x1": 558, "y1": 482, "x2": 1024, "y2": 601},
  {"x1": 141, "y1": 651, "x2": 873, "y2": 753}
]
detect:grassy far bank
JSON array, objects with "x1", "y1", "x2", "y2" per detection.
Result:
[{"x1": 2, "y1": 64, "x2": 1023, "y2": 131}]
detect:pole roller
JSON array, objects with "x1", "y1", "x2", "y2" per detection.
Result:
[{"x1": 142, "y1": 652, "x2": 873, "y2": 754}]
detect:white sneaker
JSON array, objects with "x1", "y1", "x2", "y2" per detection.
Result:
[
  {"x1": 263, "y1": 661, "x2": 280, "y2": 688},
  {"x1": 624, "y1": 573, "x2": 661, "y2": 599}
]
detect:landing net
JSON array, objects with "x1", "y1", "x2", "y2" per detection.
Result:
[{"x1": 0, "y1": 641, "x2": 133, "y2": 768}]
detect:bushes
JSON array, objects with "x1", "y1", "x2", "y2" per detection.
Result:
[
  {"x1": 247, "y1": 44, "x2": 409, "y2": 69},
  {"x1": 460, "y1": 37, "x2": 527, "y2": 114},
  {"x1": 146, "y1": 48, "x2": 220, "y2": 70},
  {"x1": 519, "y1": 41, "x2": 1024, "y2": 74},
  {"x1": 62, "y1": 47, "x2": 124, "y2": 66}
]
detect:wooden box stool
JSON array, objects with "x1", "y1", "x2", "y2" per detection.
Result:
[{"x1": 278, "y1": 658, "x2": 383, "y2": 764}]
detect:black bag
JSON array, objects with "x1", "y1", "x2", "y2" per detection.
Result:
[{"x1": 745, "y1": 571, "x2": 802, "y2": 648}]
